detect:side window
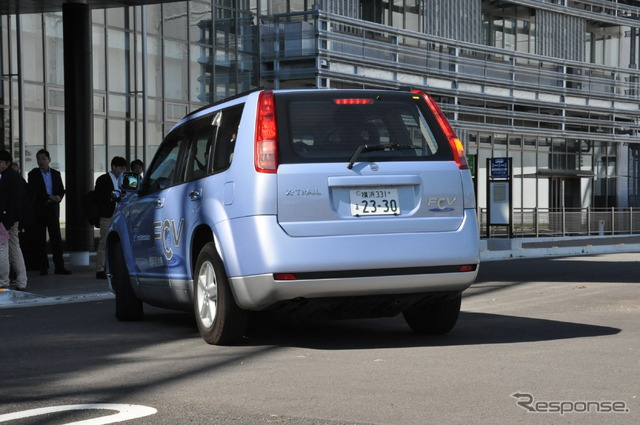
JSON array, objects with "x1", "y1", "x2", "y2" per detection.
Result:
[
  {"x1": 185, "y1": 117, "x2": 217, "y2": 181},
  {"x1": 143, "y1": 131, "x2": 188, "y2": 194},
  {"x1": 212, "y1": 104, "x2": 244, "y2": 172}
]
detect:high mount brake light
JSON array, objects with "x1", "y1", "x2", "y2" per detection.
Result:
[
  {"x1": 333, "y1": 98, "x2": 374, "y2": 105},
  {"x1": 412, "y1": 90, "x2": 469, "y2": 170},
  {"x1": 255, "y1": 90, "x2": 278, "y2": 173}
]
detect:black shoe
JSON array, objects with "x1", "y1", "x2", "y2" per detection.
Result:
[
  {"x1": 39, "y1": 269, "x2": 48, "y2": 276},
  {"x1": 55, "y1": 269, "x2": 72, "y2": 275},
  {"x1": 96, "y1": 271, "x2": 107, "y2": 279}
]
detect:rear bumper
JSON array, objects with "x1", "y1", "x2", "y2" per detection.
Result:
[
  {"x1": 217, "y1": 209, "x2": 480, "y2": 310},
  {"x1": 230, "y1": 269, "x2": 476, "y2": 311}
]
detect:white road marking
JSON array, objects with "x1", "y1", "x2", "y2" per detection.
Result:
[{"x1": 0, "y1": 403, "x2": 157, "y2": 424}]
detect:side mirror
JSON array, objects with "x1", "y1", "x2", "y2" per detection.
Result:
[{"x1": 120, "y1": 171, "x2": 140, "y2": 191}]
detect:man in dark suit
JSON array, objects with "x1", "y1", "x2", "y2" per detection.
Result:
[
  {"x1": 27, "y1": 149, "x2": 71, "y2": 275},
  {"x1": 95, "y1": 156, "x2": 127, "y2": 279}
]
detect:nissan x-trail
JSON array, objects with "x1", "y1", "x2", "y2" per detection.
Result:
[{"x1": 106, "y1": 88, "x2": 480, "y2": 345}]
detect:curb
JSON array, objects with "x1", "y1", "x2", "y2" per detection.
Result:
[
  {"x1": 480, "y1": 242, "x2": 640, "y2": 262},
  {"x1": 0, "y1": 288, "x2": 114, "y2": 309}
]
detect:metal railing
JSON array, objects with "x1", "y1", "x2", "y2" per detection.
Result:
[
  {"x1": 262, "y1": 10, "x2": 640, "y2": 103},
  {"x1": 480, "y1": 207, "x2": 640, "y2": 238}
]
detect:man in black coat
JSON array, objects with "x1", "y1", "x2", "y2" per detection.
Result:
[
  {"x1": 95, "y1": 156, "x2": 127, "y2": 279},
  {"x1": 0, "y1": 150, "x2": 28, "y2": 290},
  {"x1": 27, "y1": 149, "x2": 71, "y2": 275}
]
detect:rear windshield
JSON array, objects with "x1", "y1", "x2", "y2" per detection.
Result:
[{"x1": 275, "y1": 91, "x2": 453, "y2": 164}]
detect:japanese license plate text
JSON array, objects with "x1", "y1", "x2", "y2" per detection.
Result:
[{"x1": 350, "y1": 188, "x2": 399, "y2": 216}]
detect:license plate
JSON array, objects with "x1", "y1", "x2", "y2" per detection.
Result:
[{"x1": 350, "y1": 188, "x2": 399, "y2": 216}]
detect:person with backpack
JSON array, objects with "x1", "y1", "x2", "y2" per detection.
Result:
[
  {"x1": 94, "y1": 156, "x2": 127, "y2": 279},
  {"x1": 27, "y1": 149, "x2": 71, "y2": 275},
  {"x1": 0, "y1": 150, "x2": 28, "y2": 290}
]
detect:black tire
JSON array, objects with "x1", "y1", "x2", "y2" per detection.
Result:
[
  {"x1": 193, "y1": 242, "x2": 248, "y2": 345},
  {"x1": 402, "y1": 294, "x2": 462, "y2": 335},
  {"x1": 110, "y1": 241, "x2": 144, "y2": 321}
]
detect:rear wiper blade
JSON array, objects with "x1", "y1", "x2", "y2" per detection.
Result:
[{"x1": 347, "y1": 144, "x2": 415, "y2": 169}]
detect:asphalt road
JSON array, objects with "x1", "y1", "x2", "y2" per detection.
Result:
[{"x1": 1, "y1": 253, "x2": 638, "y2": 425}]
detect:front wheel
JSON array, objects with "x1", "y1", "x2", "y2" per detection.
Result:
[
  {"x1": 403, "y1": 294, "x2": 462, "y2": 335},
  {"x1": 193, "y1": 242, "x2": 248, "y2": 345}
]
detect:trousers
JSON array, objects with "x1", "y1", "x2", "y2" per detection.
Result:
[
  {"x1": 32, "y1": 203, "x2": 66, "y2": 271},
  {"x1": 0, "y1": 223, "x2": 28, "y2": 288},
  {"x1": 96, "y1": 216, "x2": 112, "y2": 272}
]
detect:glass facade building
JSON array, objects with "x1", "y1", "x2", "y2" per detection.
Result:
[
  {"x1": 0, "y1": 1, "x2": 259, "y2": 179},
  {"x1": 1, "y1": 0, "x2": 640, "y2": 230}
]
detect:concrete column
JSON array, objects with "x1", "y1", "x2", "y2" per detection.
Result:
[{"x1": 63, "y1": 1, "x2": 93, "y2": 266}]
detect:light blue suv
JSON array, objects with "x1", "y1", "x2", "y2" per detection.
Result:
[{"x1": 107, "y1": 88, "x2": 480, "y2": 345}]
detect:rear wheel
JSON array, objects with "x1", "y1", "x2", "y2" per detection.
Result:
[
  {"x1": 110, "y1": 241, "x2": 143, "y2": 321},
  {"x1": 193, "y1": 242, "x2": 248, "y2": 345},
  {"x1": 403, "y1": 294, "x2": 461, "y2": 335}
]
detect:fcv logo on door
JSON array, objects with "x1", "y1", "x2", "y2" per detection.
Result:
[
  {"x1": 153, "y1": 218, "x2": 185, "y2": 260},
  {"x1": 427, "y1": 197, "x2": 457, "y2": 212}
]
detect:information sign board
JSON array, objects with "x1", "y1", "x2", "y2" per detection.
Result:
[{"x1": 490, "y1": 157, "x2": 510, "y2": 179}]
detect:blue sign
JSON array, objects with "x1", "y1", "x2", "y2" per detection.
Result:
[{"x1": 490, "y1": 157, "x2": 510, "y2": 179}]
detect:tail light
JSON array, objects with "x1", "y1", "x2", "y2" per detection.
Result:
[
  {"x1": 255, "y1": 90, "x2": 278, "y2": 173},
  {"x1": 412, "y1": 90, "x2": 469, "y2": 170}
]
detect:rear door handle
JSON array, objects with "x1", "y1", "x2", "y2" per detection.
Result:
[
  {"x1": 155, "y1": 198, "x2": 165, "y2": 208},
  {"x1": 189, "y1": 189, "x2": 202, "y2": 201}
]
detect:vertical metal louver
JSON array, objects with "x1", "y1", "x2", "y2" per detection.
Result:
[
  {"x1": 316, "y1": 0, "x2": 360, "y2": 18},
  {"x1": 537, "y1": 9, "x2": 586, "y2": 61},
  {"x1": 422, "y1": 0, "x2": 482, "y2": 43}
]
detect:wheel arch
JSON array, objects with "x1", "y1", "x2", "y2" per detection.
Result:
[{"x1": 190, "y1": 224, "x2": 216, "y2": 275}]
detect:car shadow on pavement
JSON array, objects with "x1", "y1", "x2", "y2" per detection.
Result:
[{"x1": 237, "y1": 311, "x2": 620, "y2": 350}]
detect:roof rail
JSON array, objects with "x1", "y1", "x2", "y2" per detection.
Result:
[{"x1": 184, "y1": 87, "x2": 265, "y2": 119}]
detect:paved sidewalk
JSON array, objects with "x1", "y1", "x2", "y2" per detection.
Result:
[
  {"x1": 0, "y1": 260, "x2": 112, "y2": 308},
  {"x1": 1, "y1": 235, "x2": 639, "y2": 308}
]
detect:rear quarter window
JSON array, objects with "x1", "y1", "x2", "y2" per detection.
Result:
[{"x1": 276, "y1": 91, "x2": 453, "y2": 164}]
